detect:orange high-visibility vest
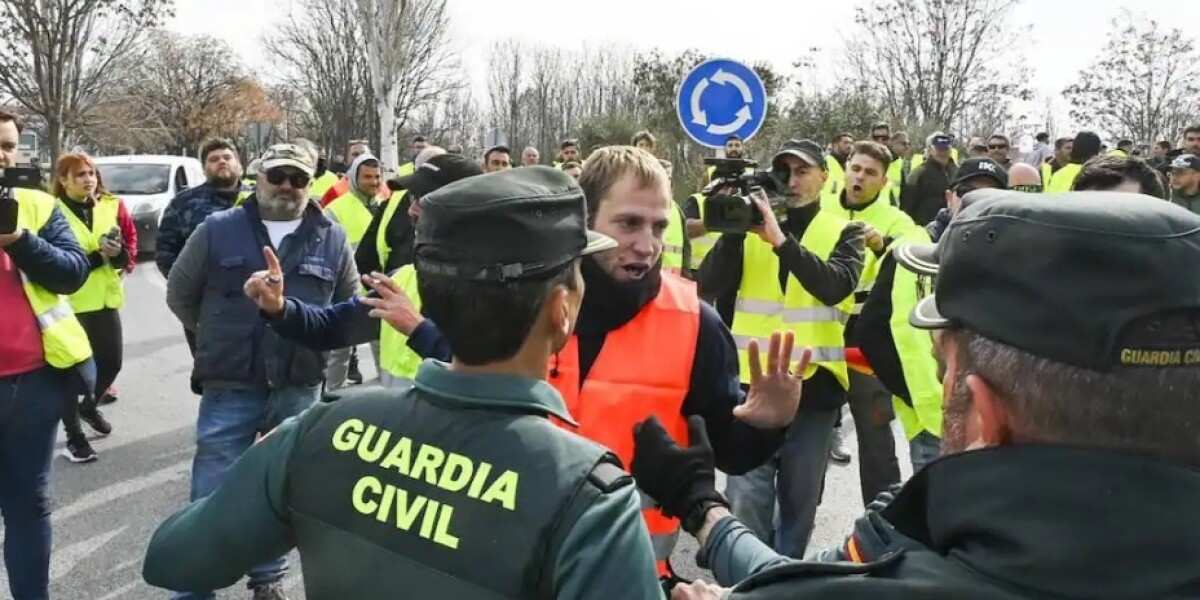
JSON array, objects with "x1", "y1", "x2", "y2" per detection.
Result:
[{"x1": 549, "y1": 272, "x2": 700, "y2": 576}]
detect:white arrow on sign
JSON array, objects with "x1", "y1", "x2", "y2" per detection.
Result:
[
  {"x1": 690, "y1": 78, "x2": 710, "y2": 126},
  {"x1": 710, "y1": 68, "x2": 753, "y2": 103},
  {"x1": 707, "y1": 106, "x2": 752, "y2": 136}
]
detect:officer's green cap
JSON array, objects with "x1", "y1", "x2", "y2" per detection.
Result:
[
  {"x1": 895, "y1": 190, "x2": 1200, "y2": 371},
  {"x1": 415, "y1": 166, "x2": 616, "y2": 282}
]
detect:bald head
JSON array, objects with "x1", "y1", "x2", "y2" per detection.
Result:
[
  {"x1": 1008, "y1": 163, "x2": 1042, "y2": 188},
  {"x1": 415, "y1": 145, "x2": 446, "y2": 167}
]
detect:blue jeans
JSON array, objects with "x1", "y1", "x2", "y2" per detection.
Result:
[
  {"x1": 0, "y1": 366, "x2": 73, "y2": 600},
  {"x1": 909, "y1": 431, "x2": 942, "y2": 473},
  {"x1": 171, "y1": 384, "x2": 320, "y2": 599},
  {"x1": 725, "y1": 407, "x2": 839, "y2": 558}
]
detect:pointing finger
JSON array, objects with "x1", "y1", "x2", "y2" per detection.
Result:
[{"x1": 262, "y1": 246, "x2": 282, "y2": 275}]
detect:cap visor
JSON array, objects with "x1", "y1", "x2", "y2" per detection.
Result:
[
  {"x1": 581, "y1": 230, "x2": 618, "y2": 255},
  {"x1": 773, "y1": 150, "x2": 821, "y2": 168},
  {"x1": 893, "y1": 242, "x2": 940, "y2": 276},
  {"x1": 909, "y1": 295, "x2": 952, "y2": 329}
]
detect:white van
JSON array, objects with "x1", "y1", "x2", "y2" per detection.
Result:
[{"x1": 94, "y1": 155, "x2": 205, "y2": 254}]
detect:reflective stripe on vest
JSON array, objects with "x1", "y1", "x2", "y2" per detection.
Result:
[
  {"x1": 375, "y1": 189, "x2": 408, "y2": 270},
  {"x1": 549, "y1": 273, "x2": 700, "y2": 574},
  {"x1": 1047, "y1": 163, "x2": 1082, "y2": 193},
  {"x1": 58, "y1": 194, "x2": 124, "y2": 313},
  {"x1": 14, "y1": 188, "x2": 93, "y2": 369},
  {"x1": 689, "y1": 193, "x2": 720, "y2": 271},
  {"x1": 377, "y1": 369, "x2": 414, "y2": 390},
  {"x1": 325, "y1": 193, "x2": 376, "y2": 247},
  {"x1": 887, "y1": 236, "x2": 944, "y2": 440},
  {"x1": 663, "y1": 203, "x2": 685, "y2": 274},
  {"x1": 733, "y1": 210, "x2": 853, "y2": 389},
  {"x1": 378, "y1": 264, "x2": 424, "y2": 384}
]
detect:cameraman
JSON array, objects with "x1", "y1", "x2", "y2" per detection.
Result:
[
  {"x1": 698, "y1": 139, "x2": 865, "y2": 557},
  {"x1": 0, "y1": 108, "x2": 94, "y2": 600}
]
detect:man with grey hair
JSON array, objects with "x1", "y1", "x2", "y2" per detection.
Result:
[
  {"x1": 164, "y1": 142, "x2": 358, "y2": 600},
  {"x1": 356, "y1": 145, "x2": 446, "y2": 277},
  {"x1": 900, "y1": 131, "x2": 958, "y2": 225},
  {"x1": 521, "y1": 146, "x2": 540, "y2": 166}
]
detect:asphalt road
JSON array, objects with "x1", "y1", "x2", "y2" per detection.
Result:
[{"x1": 0, "y1": 262, "x2": 911, "y2": 599}]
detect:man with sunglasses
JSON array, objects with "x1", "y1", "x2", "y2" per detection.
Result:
[
  {"x1": 164, "y1": 142, "x2": 358, "y2": 600},
  {"x1": 986, "y1": 134, "x2": 1012, "y2": 168}
]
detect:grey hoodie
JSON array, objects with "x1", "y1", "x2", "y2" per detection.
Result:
[{"x1": 346, "y1": 152, "x2": 379, "y2": 202}]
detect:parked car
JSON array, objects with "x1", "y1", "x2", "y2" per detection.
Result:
[{"x1": 94, "y1": 155, "x2": 204, "y2": 255}]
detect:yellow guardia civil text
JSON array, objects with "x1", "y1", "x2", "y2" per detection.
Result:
[{"x1": 331, "y1": 418, "x2": 520, "y2": 550}]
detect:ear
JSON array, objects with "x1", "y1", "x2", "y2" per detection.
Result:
[{"x1": 967, "y1": 374, "x2": 1011, "y2": 448}]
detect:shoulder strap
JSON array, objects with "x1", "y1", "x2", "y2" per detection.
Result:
[{"x1": 528, "y1": 453, "x2": 632, "y2": 599}]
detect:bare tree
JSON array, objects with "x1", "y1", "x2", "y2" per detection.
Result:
[
  {"x1": 263, "y1": 0, "x2": 378, "y2": 156},
  {"x1": 844, "y1": 0, "x2": 1031, "y2": 132},
  {"x1": 352, "y1": 0, "x2": 456, "y2": 175},
  {"x1": 0, "y1": 0, "x2": 170, "y2": 161},
  {"x1": 1063, "y1": 11, "x2": 1200, "y2": 143}
]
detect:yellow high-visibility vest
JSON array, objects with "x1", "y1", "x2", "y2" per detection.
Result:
[
  {"x1": 733, "y1": 210, "x2": 853, "y2": 390},
  {"x1": 663, "y1": 203, "x2": 685, "y2": 275},
  {"x1": 1040, "y1": 163, "x2": 1054, "y2": 190},
  {"x1": 396, "y1": 162, "x2": 416, "y2": 177},
  {"x1": 58, "y1": 194, "x2": 124, "y2": 313},
  {"x1": 309, "y1": 171, "x2": 339, "y2": 202},
  {"x1": 1047, "y1": 163, "x2": 1083, "y2": 193},
  {"x1": 821, "y1": 190, "x2": 919, "y2": 315},
  {"x1": 688, "y1": 193, "x2": 720, "y2": 271},
  {"x1": 823, "y1": 155, "x2": 845, "y2": 196},
  {"x1": 13, "y1": 188, "x2": 93, "y2": 369},
  {"x1": 377, "y1": 264, "x2": 424, "y2": 389},
  {"x1": 886, "y1": 232, "x2": 943, "y2": 440},
  {"x1": 375, "y1": 190, "x2": 409, "y2": 270},
  {"x1": 324, "y1": 193, "x2": 376, "y2": 247}
]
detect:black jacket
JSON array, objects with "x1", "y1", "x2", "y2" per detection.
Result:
[
  {"x1": 727, "y1": 445, "x2": 1200, "y2": 599},
  {"x1": 697, "y1": 202, "x2": 864, "y2": 411},
  {"x1": 900, "y1": 159, "x2": 955, "y2": 226}
]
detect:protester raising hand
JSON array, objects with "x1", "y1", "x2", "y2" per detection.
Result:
[{"x1": 243, "y1": 246, "x2": 285, "y2": 316}]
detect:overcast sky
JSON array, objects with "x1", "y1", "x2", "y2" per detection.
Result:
[{"x1": 167, "y1": 0, "x2": 1200, "y2": 135}]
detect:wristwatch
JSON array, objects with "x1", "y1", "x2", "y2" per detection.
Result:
[{"x1": 682, "y1": 499, "x2": 728, "y2": 536}]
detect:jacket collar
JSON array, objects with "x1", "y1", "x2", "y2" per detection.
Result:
[
  {"x1": 413, "y1": 360, "x2": 577, "y2": 426},
  {"x1": 883, "y1": 445, "x2": 1200, "y2": 597}
]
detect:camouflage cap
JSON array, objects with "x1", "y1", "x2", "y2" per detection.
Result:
[{"x1": 260, "y1": 143, "x2": 315, "y2": 176}]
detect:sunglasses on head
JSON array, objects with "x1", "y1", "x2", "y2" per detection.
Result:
[
  {"x1": 1011, "y1": 184, "x2": 1042, "y2": 193},
  {"x1": 265, "y1": 168, "x2": 311, "y2": 187}
]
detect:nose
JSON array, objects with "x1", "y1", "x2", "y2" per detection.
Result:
[
  {"x1": 629, "y1": 229, "x2": 658, "y2": 259},
  {"x1": 0, "y1": 151, "x2": 11, "y2": 168}
]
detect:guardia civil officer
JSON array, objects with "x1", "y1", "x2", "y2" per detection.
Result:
[
  {"x1": 635, "y1": 190, "x2": 1200, "y2": 599},
  {"x1": 142, "y1": 167, "x2": 667, "y2": 600}
]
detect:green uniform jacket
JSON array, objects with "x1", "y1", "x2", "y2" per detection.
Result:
[{"x1": 142, "y1": 362, "x2": 664, "y2": 600}]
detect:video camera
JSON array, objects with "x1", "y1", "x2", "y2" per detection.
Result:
[
  {"x1": 0, "y1": 167, "x2": 43, "y2": 235},
  {"x1": 700, "y1": 158, "x2": 787, "y2": 234}
]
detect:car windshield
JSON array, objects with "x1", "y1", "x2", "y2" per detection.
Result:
[{"x1": 97, "y1": 163, "x2": 171, "y2": 195}]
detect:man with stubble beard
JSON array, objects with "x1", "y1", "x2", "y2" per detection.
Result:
[
  {"x1": 163, "y1": 143, "x2": 357, "y2": 600},
  {"x1": 350, "y1": 148, "x2": 808, "y2": 586},
  {"x1": 156, "y1": 139, "x2": 246, "y2": 392}
]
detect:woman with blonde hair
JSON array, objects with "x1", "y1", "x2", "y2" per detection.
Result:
[{"x1": 52, "y1": 153, "x2": 129, "y2": 462}]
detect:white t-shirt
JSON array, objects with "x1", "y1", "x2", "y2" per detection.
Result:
[{"x1": 262, "y1": 219, "x2": 303, "y2": 249}]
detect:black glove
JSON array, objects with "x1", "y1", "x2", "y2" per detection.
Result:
[{"x1": 631, "y1": 415, "x2": 726, "y2": 524}]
